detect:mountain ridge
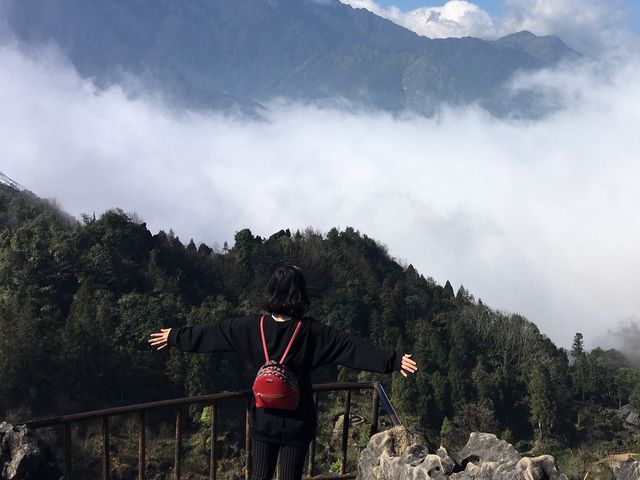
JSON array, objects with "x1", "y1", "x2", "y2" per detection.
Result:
[{"x1": 2, "y1": 0, "x2": 580, "y2": 117}]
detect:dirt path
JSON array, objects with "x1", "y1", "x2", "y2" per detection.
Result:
[{"x1": 602, "y1": 453, "x2": 640, "y2": 462}]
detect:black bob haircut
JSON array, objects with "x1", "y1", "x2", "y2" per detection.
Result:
[{"x1": 261, "y1": 265, "x2": 310, "y2": 318}]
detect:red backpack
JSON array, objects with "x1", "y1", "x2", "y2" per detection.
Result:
[{"x1": 252, "y1": 315, "x2": 302, "y2": 410}]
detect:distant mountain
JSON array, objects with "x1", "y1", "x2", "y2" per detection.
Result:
[
  {"x1": 495, "y1": 30, "x2": 581, "y2": 65},
  {"x1": 2, "y1": 0, "x2": 580, "y2": 116}
]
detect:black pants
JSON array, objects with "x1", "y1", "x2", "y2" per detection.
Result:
[{"x1": 250, "y1": 437, "x2": 309, "y2": 480}]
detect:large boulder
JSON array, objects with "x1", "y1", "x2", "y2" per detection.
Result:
[
  {"x1": 0, "y1": 422, "x2": 60, "y2": 480},
  {"x1": 451, "y1": 433, "x2": 567, "y2": 480},
  {"x1": 357, "y1": 426, "x2": 451, "y2": 480},
  {"x1": 357, "y1": 427, "x2": 568, "y2": 480}
]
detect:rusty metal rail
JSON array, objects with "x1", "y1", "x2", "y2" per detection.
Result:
[{"x1": 23, "y1": 382, "x2": 401, "y2": 480}]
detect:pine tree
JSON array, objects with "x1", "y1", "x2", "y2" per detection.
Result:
[
  {"x1": 570, "y1": 332, "x2": 589, "y2": 401},
  {"x1": 439, "y1": 416, "x2": 452, "y2": 446},
  {"x1": 571, "y1": 332, "x2": 584, "y2": 363},
  {"x1": 391, "y1": 337, "x2": 416, "y2": 418}
]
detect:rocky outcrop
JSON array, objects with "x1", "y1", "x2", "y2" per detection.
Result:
[
  {"x1": 613, "y1": 461, "x2": 640, "y2": 480},
  {"x1": 357, "y1": 427, "x2": 568, "y2": 480},
  {"x1": 452, "y1": 432, "x2": 567, "y2": 480},
  {"x1": 0, "y1": 422, "x2": 60, "y2": 480}
]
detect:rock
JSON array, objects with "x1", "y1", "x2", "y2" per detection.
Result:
[
  {"x1": 451, "y1": 434, "x2": 567, "y2": 480},
  {"x1": 515, "y1": 456, "x2": 568, "y2": 480},
  {"x1": 613, "y1": 461, "x2": 640, "y2": 480},
  {"x1": 437, "y1": 447, "x2": 456, "y2": 475},
  {"x1": 357, "y1": 427, "x2": 568, "y2": 480},
  {"x1": 357, "y1": 425, "x2": 445, "y2": 480},
  {"x1": 0, "y1": 422, "x2": 60, "y2": 480},
  {"x1": 457, "y1": 432, "x2": 521, "y2": 464}
]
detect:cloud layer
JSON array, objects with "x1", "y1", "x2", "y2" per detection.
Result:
[
  {"x1": 340, "y1": 0, "x2": 635, "y2": 55},
  {"x1": 1, "y1": 42, "x2": 639, "y2": 347}
]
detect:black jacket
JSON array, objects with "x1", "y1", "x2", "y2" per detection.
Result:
[{"x1": 168, "y1": 314, "x2": 402, "y2": 445}]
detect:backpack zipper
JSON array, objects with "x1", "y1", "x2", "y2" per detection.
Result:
[{"x1": 256, "y1": 393, "x2": 287, "y2": 399}]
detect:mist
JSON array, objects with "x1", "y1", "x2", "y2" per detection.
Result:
[
  {"x1": 597, "y1": 318, "x2": 640, "y2": 366},
  {"x1": 1, "y1": 40, "x2": 639, "y2": 348}
]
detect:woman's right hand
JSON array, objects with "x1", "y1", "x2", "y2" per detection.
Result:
[
  {"x1": 148, "y1": 328, "x2": 172, "y2": 350},
  {"x1": 400, "y1": 354, "x2": 418, "y2": 377}
]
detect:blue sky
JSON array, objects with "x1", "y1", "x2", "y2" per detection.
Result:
[{"x1": 374, "y1": 0, "x2": 640, "y2": 34}]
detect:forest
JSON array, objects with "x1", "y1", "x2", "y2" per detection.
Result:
[{"x1": 1, "y1": 183, "x2": 640, "y2": 479}]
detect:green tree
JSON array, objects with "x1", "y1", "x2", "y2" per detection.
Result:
[
  {"x1": 630, "y1": 383, "x2": 640, "y2": 410},
  {"x1": 391, "y1": 337, "x2": 416, "y2": 418},
  {"x1": 439, "y1": 416, "x2": 452, "y2": 446},
  {"x1": 571, "y1": 332, "x2": 584, "y2": 361},
  {"x1": 614, "y1": 367, "x2": 640, "y2": 408},
  {"x1": 529, "y1": 365, "x2": 557, "y2": 445},
  {"x1": 472, "y1": 360, "x2": 493, "y2": 407},
  {"x1": 571, "y1": 333, "x2": 589, "y2": 401}
]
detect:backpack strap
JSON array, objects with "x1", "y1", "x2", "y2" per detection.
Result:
[
  {"x1": 259, "y1": 315, "x2": 270, "y2": 362},
  {"x1": 260, "y1": 315, "x2": 302, "y2": 364},
  {"x1": 279, "y1": 320, "x2": 302, "y2": 364}
]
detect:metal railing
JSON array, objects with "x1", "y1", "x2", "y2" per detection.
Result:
[{"x1": 23, "y1": 382, "x2": 400, "y2": 480}]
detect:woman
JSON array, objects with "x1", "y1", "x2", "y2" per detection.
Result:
[{"x1": 149, "y1": 265, "x2": 417, "y2": 480}]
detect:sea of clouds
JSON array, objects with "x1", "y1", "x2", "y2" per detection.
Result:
[{"x1": 1, "y1": 0, "x2": 639, "y2": 348}]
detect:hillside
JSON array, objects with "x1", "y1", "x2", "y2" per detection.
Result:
[
  {"x1": 2, "y1": 0, "x2": 579, "y2": 117},
  {"x1": 1, "y1": 184, "x2": 639, "y2": 478}
]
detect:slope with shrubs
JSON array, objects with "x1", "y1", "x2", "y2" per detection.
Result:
[{"x1": 1, "y1": 184, "x2": 639, "y2": 478}]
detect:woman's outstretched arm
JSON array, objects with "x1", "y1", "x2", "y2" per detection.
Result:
[
  {"x1": 312, "y1": 323, "x2": 417, "y2": 376},
  {"x1": 148, "y1": 320, "x2": 237, "y2": 353}
]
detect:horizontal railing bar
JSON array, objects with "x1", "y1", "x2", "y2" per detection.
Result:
[
  {"x1": 310, "y1": 382, "x2": 376, "y2": 392},
  {"x1": 23, "y1": 381, "x2": 391, "y2": 430},
  {"x1": 24, "y1": 390, "x2": 251, "y2": 428}
]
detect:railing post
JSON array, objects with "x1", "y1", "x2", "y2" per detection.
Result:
[
  {"x1": 102, "y1": 417, "x2": 110, "y2": 480},
  {"x1": 306, "y1": 393, "x2": 318, "y2": 478},
  {"x1": 245, "y1": 397, "x2": 251, "y2": 480},
  {"x1": 175, "y1": 407, "x2": 182, "y2": 480},
  {"x1": 373, "y1": 382, "x2": 401, "y2": 426},
  {"x1": 138, "y1": 411, "x2": 146, "y2": 480},
  {"x1": 370, "y1": 388, "x2": 379, "y2": 437},
  {"x1": 64, "y1": 423, "x2": 72, "y2": 479},
  {"x1": 340, "y1": 390, "x2": 351, "y2": 475},
  {"x1": 209, "y1": 403, "x2": 217, "y2": 480}
]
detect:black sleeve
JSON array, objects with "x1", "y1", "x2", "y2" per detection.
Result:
[
  {"x1": 312, "y1": 323, "x2": 402, "y2": 373},
  {"x1": 167, "y1": 318, "x2": 237, "y2": 353}
]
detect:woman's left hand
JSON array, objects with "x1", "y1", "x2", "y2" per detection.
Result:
[
  {"x1": 400, "y1": 353, "x2": 418, "y2": 377},
  {"x1": 148, "y1": 328, "x2": 172, "y2": 350}
]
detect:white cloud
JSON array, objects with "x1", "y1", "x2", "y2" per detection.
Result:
[
  {"x1": 342, "y1": 0, "x2": 498, "y2": 39},
  {"x1": 1, "y1": 44, "x2": 640, "y2": 347},
  {"x1": 340, "y1": 0, "x2": 637, "y2": 55},
  {"x1": 502, "y1": 0, "x2": 632, "y2": 54}
]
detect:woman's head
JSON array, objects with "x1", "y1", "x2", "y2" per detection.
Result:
[{"x1": 262, "y1": 265, "x2": 310, "y2": 318}]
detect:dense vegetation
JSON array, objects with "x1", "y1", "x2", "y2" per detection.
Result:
[{"x1": 1, "y1": 183, "x2": 640, "y2": 478}]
